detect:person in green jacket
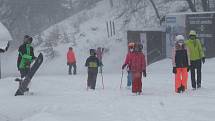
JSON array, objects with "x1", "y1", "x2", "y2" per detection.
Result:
[
  {"x1": 17, "y1": 35, "x2": 36, "y2": 79},
  {"x1": 185, "y1": 30, "x2": 205, "y2": 89}
]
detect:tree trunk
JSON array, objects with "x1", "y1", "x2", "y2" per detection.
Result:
[
  {"x1": 201, "y1": 0, "x2": 209, "y2": 11},
  {"x1": 109, "y1": 0, "x2": 113, "y2": 7},
  {"x1": 148, "y1": 0, "x2": 161, "y2": 24},
  {"x1": 186, "y1": 0, "x2": 197, "y2": 12}
]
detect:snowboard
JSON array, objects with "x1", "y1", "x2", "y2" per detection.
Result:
[{"x1": 15, "y1": 53, "x2": 43, "y2": 96}]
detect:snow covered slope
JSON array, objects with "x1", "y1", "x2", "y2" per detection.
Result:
[
  {"x1": 1, "y1": 0, "x2": 191, "y2": 77},
  {"x1": 0, "y1": 58, "x2": 215, "y2": 121}
]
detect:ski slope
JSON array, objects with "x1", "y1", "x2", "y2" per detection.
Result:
[{"x1": 0, "y1": 58, "x2": 215, "y2": 121}]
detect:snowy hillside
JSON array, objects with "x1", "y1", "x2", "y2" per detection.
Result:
[
  {"x1": 0, "y1": 58, "x2": 215, "y2": 121},
  {"x1": 1, "y1": 0, "x2": 191, "y2": 77}
]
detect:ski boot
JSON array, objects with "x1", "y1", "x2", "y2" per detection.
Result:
[
  {"x1": 181, "y1": 85, "x2": 185, "y2": 92},
  {"x1": 15, "y1": 78, "x2": 22, "y2": 82},
  {"x1": 177, "y1": 86, "x2": 182, "y2": 93}
]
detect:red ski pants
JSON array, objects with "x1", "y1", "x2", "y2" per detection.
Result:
[
  {"x1": 175, "y1": 68, "x2": 188, "y2": 92},
  {"x1": 132, "y1": 72, "x2": 142, "y2": 93}
]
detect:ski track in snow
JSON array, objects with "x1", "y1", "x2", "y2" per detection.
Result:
[{"x1": 0, "y1": 59, "x2": 215, "y2": 121}]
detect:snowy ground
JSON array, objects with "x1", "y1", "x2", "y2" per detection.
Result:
[{"x1": 0, "y1": 59, "x2": 215, "y2": 121}]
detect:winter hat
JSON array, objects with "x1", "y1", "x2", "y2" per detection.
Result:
[
  {"x1": 189, "y1": 30, "x2": 197, "y2": 36},
  {"x1": 128, "y1": 42, "x2": 135, "y2": 49},
  {"x1": 175, "y1": 35, "x2": 185, "y2": 41},
  {"x1": 24, "y1": 35, "x2": 32, "y2": 43},
  {"x1": 175, "y1": 35, "x2": 185, "y2": 49},
  {"x1": 136, "y1": 43, "x2": 143, "y2": 51}
]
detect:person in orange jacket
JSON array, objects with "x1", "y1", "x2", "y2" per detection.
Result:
[
  {"x1": 172, "y1": 35, "x2": 190, "y2": 93},
  {"x1": 128, "y1": 43, "x2": 146, "y2": 95},
  {"x1": 67, "y1": 47, "x2": 76, "y2": 75}
]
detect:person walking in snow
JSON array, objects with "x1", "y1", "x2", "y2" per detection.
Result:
[
  {"x1": 96, "y1": 47, "x2": 104, "y2": 73},
  {"x1": 172, "y1": 35, "x2": 190, "y2": 93},
  {"x1": 185, "y1": 30, "x2": 205, "y2": 89},
  {"x1": 67, "y1": 47, "x2": 77, "y2": 75},
  {"x1": 85, "y1": 49, "x2": 101, "y2": 90},
  {"x1": 122, "y1": 42, "x2": 135, "y2": 89},
  {"x1": 127, "y1": 43, "x2": 146, "y2": 95},
  {"x1": 16, "y1": 35, "x2": 36, "y2": 90}
]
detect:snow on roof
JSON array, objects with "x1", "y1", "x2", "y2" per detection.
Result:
[
  {"x1": 167, "y1": 11, "x2": 215, "y2": 16},
  {"x1": 0, "y1": 40, "x2": 9, "y2": 50},
  {"x1": 127, "y1": 27, "x2": 165, "y2": 32}
]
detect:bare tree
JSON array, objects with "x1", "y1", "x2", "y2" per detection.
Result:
[
  {"x1": 148, "y1": 0, "x2": 162, "y2": 24},
  {"x1": 109, "y1": 0, "x2": 113, "y2": 7},
  {"x1": 62, "y1": 32, "x2": 70, "y2": 43},
  {"x1": 47, "y1": 25, "x2": 61, "y2": 47},
  {"x1": 201, "y1": 0, "x2": 209, "y2": 11},
  {"x1": 186, "y1": 0, "x2": 197, "y2": 12}
]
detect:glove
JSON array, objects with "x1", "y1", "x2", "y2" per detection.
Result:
[
  {"x1": 67, "y1": 62, "x2": 69, "y2": 65},
  {"x1": 202, "y1": 57, "x2": 205, "y2": 64},
  {"x1": 122, "y1": 64, "x2": 127, "y2": 70},
  {"x1": 143, "y1": 70, "x2": 146, "y2": 77},
  {"x1": 172, "y1": 67, "x2": 177, "y2": 74},
  {"x1": 187, "y1": 66, "x2": 190, "y2": 72}
]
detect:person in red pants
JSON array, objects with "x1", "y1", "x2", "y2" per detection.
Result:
[
  {"x1": 129, "y1": 43, "x2": 146, "y2": 95},
  {"x1": 172, "y1": 35, "x2": 190, "y2": 93}
]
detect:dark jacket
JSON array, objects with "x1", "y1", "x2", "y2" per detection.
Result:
[
  {"x1": 85, "y1": 55, "x2": 101, "y2": 72},
  {"x1": 17, "y1": 43, "x2": 36, "y2": 69},
  {"x1": 175, "y1": 50, "x2": 189, "y2": 68}
]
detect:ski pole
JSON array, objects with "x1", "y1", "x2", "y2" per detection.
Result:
[
  {"x1": 101, "y1": 68, "x2": 104, "y2": 89},
  {"x1": 120, "y1": 70, "x2": 124, "y2": 89}
]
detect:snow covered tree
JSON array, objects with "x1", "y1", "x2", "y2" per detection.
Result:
[
  {"x1": 47, "y1": 25, "x2": 61, "y2": 47},
  {"x1": 186, "y1": 0, "x2": 197, "y2": 12},
  {"x1": 61, "y1": 32, "x2": 70, "y2": 43}
]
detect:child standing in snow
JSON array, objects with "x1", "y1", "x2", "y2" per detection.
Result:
[
  {"x1": 128, "y1": 43, "x2": 146, "y2": 95},
  {"x1": 172, "y1": 35, "x2": 190, "y2": 93},
  {"x1": 85, "y1": 49, "x2": 101, "y2": 90},
  {"x1": 122, "y1": 42, "x2": 135, "y2": 89}
]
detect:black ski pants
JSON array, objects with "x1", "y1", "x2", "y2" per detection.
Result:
[
  {"x1": 190, "y1": 59, "x2": 202, "y2": 88},
  {"x1": 68, "y1": 63, "x2": 76, "y2": 74},
  {"x1": 19, "y1": 68, "x2": 30, "y2": 78},
  {"x1": 87, "y1": 68, "x2": 98, "y2": 89}
]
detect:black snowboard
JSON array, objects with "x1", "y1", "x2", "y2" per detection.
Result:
[{"x1": 15, "y1": 53, "x2": 43, "y2": 96}]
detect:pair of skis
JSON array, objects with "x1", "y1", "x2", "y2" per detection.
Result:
[{"x1": 86, "y1": 67, "x2": 104, "y2": 90}]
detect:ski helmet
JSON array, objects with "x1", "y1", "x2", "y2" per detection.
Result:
[
  {"x1": 137, "y1": 43, "x2": 143, "y2": 52},
  {"x1": 128, "y1": 42, "x2": 135, "y2": 49},
  {"x1": 90, "y1": 49, "x2": 96, "y2": 56},
  {"x1": 189, "y1": 30, "x2": 197, "y2": 36}
]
